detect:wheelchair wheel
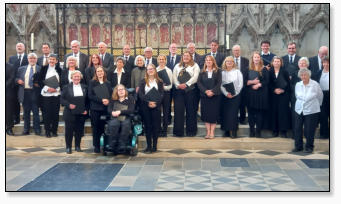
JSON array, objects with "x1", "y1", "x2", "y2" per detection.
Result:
[{"x1": 130, "y1": 143, "x2": 138, "y2": 156}]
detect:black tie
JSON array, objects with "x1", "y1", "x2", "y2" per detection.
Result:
[
  {"x1": 235, "y1": 58, "x2": 239, "y2": 68},
  {"x1": 290, "y1": 56, "x2": 293, "y2": 64},
  {"x1": 18, "y1": 55, "x2": 22, "y2": 66},
  {"x1": 29, "y1": 66, "x2": 34, "y2": 88},
  {"x1": 171, "y1": 56, "x2": 174, "y2": 67},
  {"x1": 147, "y1": 59, "x2": 149, "y2": 66},
  {"x1": 125, "y1": 56, "x2": 128, "y2": 62},
  {"x1": 101, "y1": 54, "x2": 104, "y2": 62}
]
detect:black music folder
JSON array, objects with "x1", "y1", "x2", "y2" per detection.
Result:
[
  {"x1": 248, "y1": 70, "x2": 259, "y2": 80},
  {"x1": 71, "y1": 96, "x2": 85, "y2": 115},
  {"x1": 223, "y1": 82, "x2": 236, "y2": 96},
  {"x1": 43, "y1": 75, "x2": 59, "y2": 89},
  {"x1": 178, "y1": 71, "x2": 194, "y2": 92},
  {"x1": 158, "y1": 69, "x2": 171, "y2": 86},
  {"x1": 145, "y1": 87, "x2": 161, "y2": 102},
  {"x1": 93, "y1": 84, "x2": 110, "y2": 99},
  {"x1": 275, "y1": 76, "x2": 288, "y2": 89}
]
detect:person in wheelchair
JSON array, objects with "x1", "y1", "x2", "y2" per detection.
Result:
[{"x1": 107, "y1": 84, "x2": 135, "y2": 153}]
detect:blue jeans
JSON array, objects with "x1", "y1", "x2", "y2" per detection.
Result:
[{"x1": 23, "y1": 89, "x2": 40, "y2": 132}]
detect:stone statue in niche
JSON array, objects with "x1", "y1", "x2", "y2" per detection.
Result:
[
  {"x1": 91, "y1": 24, "x2": 100, "y2": 46},
  {"x1": 136, "y1": 24, "x2": 146, "y2": 47},
  {"x1": 114, "y1": 25, "x2": 123, "y2": 47},
  {"x1": 103, "y1": 24, "x2": 111, "y2": 45},
  {"x1": 68, "y1": 24, "x2": 78, "y2": 45},
  {"x1": 149, "y1": 24, "x2": 158, "y2": 47},
  {"x1": 207, "y1": 23, "x2": 217, "y2": 45},
  {"x1": 184, "y1": 24, "x2": 193, "y2": 45},
  {"x1": 125, "y1": 25, "x2": 134, "y2": 47},
  {"x1": 160, "y1": 24, "x2": 169, "y2": 47},
  {"x1": 80, "y1": 25, "x2": 88, "y2": 46},
  {"x1": 172, "y1": 23, "x2": 181, "y2": 45},
  {"x1": 195, "y1": 24, "x2": 205, "y2": 45}
]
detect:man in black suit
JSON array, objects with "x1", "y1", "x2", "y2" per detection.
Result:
[
  {"x1": 8, "y1": 42, "x2": 29, "y2": 125},
  {"x1": 121, "y1": 44, "x2": 135, "y2": 76},
  {"x1": 204, "y1": 39, "x2": 225, "y2": 68},
  {"x1": 260, "y1": 40, "x2": 276, "y2": 68},
  {"x1": 282, "y1": 42, "x2": 301, "y2": 76},
  {"x1": 187, "y1": 42, "x2": 202, "y2": 66},
  {"x1": 144, "y1": 47, "x2": 158, "y2": 67},
  {"x1": 232, "y1": 44, "x2": 249, "y2": 124},
  {"x1": 64, "y1": 40, "x2": 88, "y2": 74},
  {"x1": 98, "y1": 42, "x2": 114, "y2": 72},
  {"x1": 166, "y1": 43, "x2": 181, "y2": 71},
  {"x1": 309, "y1": 46, "x2": 328, "y2": 81},
  {"x1": 6, "y1": 63, "x2": 16, "y2": 135},
  {"x1": 15, "y1": 53, "x2": 41, "y2": 135},
  {"x1": 37, "y1": 43, "x2": 51, "y2": 67}
]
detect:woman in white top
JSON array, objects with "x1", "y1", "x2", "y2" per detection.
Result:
[
  {"x1": 319, "y1": 57, "x2": 329, "y2": 139},
  {"x1": 39, "y1": 54, "x2": 62, "y2": 138},
  {"x1": 172, "y1": 51, "x2": 200, "y2": 137},
  {"x1": 293, "y1": 68, "x2": 323, "y2": 153},
  {"x1": 107, "y1": 57, "x2": 130, "y2": 88},
  {"x1": 156, "y1": 54, "x2": 173, "y2": 137},
  {"x1": 138, "y1": 64, "x2": 164, "y2": 153},
  {"x1": 220, "y1": 56, "x2": 243, "y2": 138}
]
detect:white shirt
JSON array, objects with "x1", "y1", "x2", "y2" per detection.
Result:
[
  {"x1": 319, "y1": 71, "x2": 329, "y2": 91},
  {"x1": 173, "y1": 63, "x2": 200, "y2": 88},
  {"x1": 288, "y1": 54, "x2": 296, "y2": 63},
  {"x1": 145, "y1": 79, "x2": 158, "y2": 94},
  {"x1": 157, "y1": 66, "x2": 173, "y2": 91},
  {"x1": 41, "y1": 66, "x2": 61, "y2": 97},
  {"x1": 261, "y1": 51, "x2": 271, "y2": 55},
  {"x1": 295, "y1": 79, "x2": 323, "y2": 115},
  {"x1": 24, "y1": 65, "x2": 36, "y2": 89},
  {"x1": 220, "y1": 68, "x2": 243, "y2": 97},
  {"x1": 73, "y1": 84, "x2": 83, "y2": 96},
  {"x1": 114, "y1": 68, "x2": 125, "y2": 85}
]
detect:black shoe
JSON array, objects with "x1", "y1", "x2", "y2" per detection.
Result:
[
  {"x1": 255, "y1": 132, "x2": 262, "y2": 138},
  {"x1": 159, "y1": 131, "x2": 167, "y2": 137},
  {"x1": 94, "y1": 147, "x2": 100, "y2": 153},
  {"x1": 239, "y1": 120, "x2": 247, "y2": 125},
  {"x1": 75, "y1": 146, "x2": 83, "y2": 152},
  {"x1": 143, "y1": 148, "x2": 152, "y2": 154},
  {"x1": 292, "y1": 148, "x2": 303, "y2": 152},
  {"x1": 186, "y1": 132, "x2": 196, "y2": 137},
  {"x1": 173, "y1": 134, "x2": 183, "y2": 137},
  {"x1": 280, "y1": 132, "x2": 288, "y2": 138},
  {"x1": 6, "y1": 128, "x2": 14, "y2": 135},
  {"x1": 22, "y1": 131, "x2": 29, "y2": 135},
  {"x1": 40, "y1": 121, "x2": 44, "y2": 124},
  {"x1": 224, "y1": 131, "x2": 230, "y2": 137},
  {"x1": 35, "y1": 131, "x2": 41, "y2": 136},
  {"x1": 303, "y1": 148, "x2": 313, "y2": 153},
  {"x1": 152, "y1": 147, "x2": 157, "y2": 152},
  {"x1": 249, "y1": 130, "x2": 255, "y2": 137},
  {"x1": 231, "y1": 131, "x2": 237, "y2": 139},
  {"x1": 66, "y1": 148, "x2": 72, "y2": 154},
  {"x1": 14, "y1": 119, "x2": 20, "y2": 125},
  {"x1": 272, "y1": 131, "x2": 279, "y2": 137},
  {"x1": 52, "y1": 132, "x2": 58, "y2": 137},
  {"x1": 45, "y1": 131, "x2": 51, "y2": 138}
]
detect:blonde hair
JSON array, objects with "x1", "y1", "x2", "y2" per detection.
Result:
[
  {"x1": 202, "y1": 55, "x2": 218, "y2": 73},
  {"x1": 112, "y1": 84, "x2": 128, "y2": 101},
  {"x1": 144, "y1": 64, "x2": 161, "y2": 87},
  {"x1": 92, "y1": 66, "x2": 107, "y2": 82},
  {"x1": 157, "y1": 54, "x2": 167, "y2": 65},
  {"x1": 179, "y1": 51, "x2": 195, "y2": 67},
  {"x1": 221, "y1": 56, "x2": 237, "y2": 71}
]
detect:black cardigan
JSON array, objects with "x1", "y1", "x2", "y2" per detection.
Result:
[
  {"x1": 138, "y1": 79, "x2": 164, "y2": 106},
  {"x1": 87, "y1": 80, "x2": 113, "y2": 111}
]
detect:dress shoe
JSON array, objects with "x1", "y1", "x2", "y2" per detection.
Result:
[
  {"x1": 280, "y1": 132, "x2": 288, "y2": 138},
  {"x1": 66, "y1": 148, "x2": 72, "y2": 154},
  {"x1": 94, "y1": 147, "x2": 101, "y2": 153},
  {"x1": 143, "y1": 148, "x2": 152, "y2": 154},
  {"x1": 151, "y1": 147, "x2": 157, "y2": 153},
  {"x1": 75, "y1": 146, "x2": 83, "y2": 152},
  {"x1": 22, "y1": 131, "x2": 29, "y2": 135},
  {"x1": 231, "y1": 131, "x2": 237, "y2": 139},
  {"x1": 14, "y1": 119, "x2": 20, "y2": 125},
  {"x1": 35, "y1": 131, "x2": 41, "y2": 136},
  {"x1": 173, "y1": 134, "x2": 183, "y2": 137},
  {"x1": 45, "y1": 131, "x2": 51, "y2": 138},
  {"x1": 239, "y1": 120, "x2": 247, "y2": 125},
  {"x1": 52, "y1": 132, "x2": 58, "y2": 137},
  {"x1": 186, "y1": 132, "x2": 196, "y2": 137},
  {"x1": 159, "y1": 131, "x2": 167, "y2": 137},
  {"x1": 303, "y1": 148, "x2": 313, "y2": 154},
  {"x1": 6, "y1": 128, "x2": 14, "y2": 135},
  {"x1": 272, "y1": 131, "x2": 279, "y2": 137},
  {"x1": 291, "y1": 148, "x2": 303, "y2": 152},
  {"x1": 224, "y1": 131, "x2": 230, "y2": 137}
]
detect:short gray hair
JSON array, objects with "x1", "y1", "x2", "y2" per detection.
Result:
[
  {"x1": 134, "y1": 55, "x2": 145, "y2": 66},
  {"x1": 27, "y1": 53, "x2": 38, "y2": 58},
  {"x1": 298, "y1": 57, "x2": 309, "y2": 68},
  {"x1": 70, "y1": 70, "x2": 83, "y2": 79},
  {"x1": 70, "y1": 40, "x2": 80, "y2": 46},
  {"x1": 144, "y1": 47, "x2": 153, "y2": 52},
  {"x1": 298, "y1": 68, "x2": 311, "y2": 78},
  {"x1": 65, "y1": 56, "x2": 78, "y2": 68},
  {"x1": 187, "y1": 42, "x2": 195, "y2": 48}
]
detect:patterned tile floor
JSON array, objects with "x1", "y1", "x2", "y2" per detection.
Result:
[{"x1": 6, "y1": 149, "x2": 330, "y2": 191}]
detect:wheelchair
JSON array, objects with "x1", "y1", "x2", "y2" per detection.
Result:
[{"x1": 100, "y1": 88, "x2": 143, "y2": 156}]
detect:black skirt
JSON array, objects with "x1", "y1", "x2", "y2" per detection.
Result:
[
  {"x1": 221, "y1": 94, "x2": 241, "y2": 131},
  {"x1": 200, "y1": 95, "x2": 220, "y2": 123}
]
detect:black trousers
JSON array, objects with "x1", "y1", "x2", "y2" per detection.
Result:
[
  {"x1": 42, "y1": 96, "x2": 60, "y2": 133},
  {"x1": 193, "y1": 85, "x2": 200, "y2": 114},
  {"x1": 239, "y1": 88, "x2": 247, "y2": 122},
  {"x1": 247, "y1": 107, "x2": 264, "y2": 132},
  {"x1": 107, "y1": 118, "x2": 131, "y2": 150},
  {"x1": 173, "y1": 89, "x2": 197, "y2": 136},
  {"x1": 90, "y1": 109, "x2": 107, "y2": 149},
  {"x1": 64, "y1": 114, "x2": 86, "y2": 148},
  {"x1": 161, "y1": 91, "x2": 171, "y2": 132},
  {"x1": 294, "y1": 112, "x2": 319, "y2": 150},
  {"x1": 13, "y1": 86, "x2": 20, "y2": 123},
  {"x1": 320, "y1": 91, "x2": 330, "y2": 138},
  {"x1": 5, "y1": 91, "x2": 15, "y2": 129},
  {"x1": 142, "y1": 104, "x2": 161, "y2": 149}
]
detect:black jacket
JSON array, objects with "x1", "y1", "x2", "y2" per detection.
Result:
[
  {"x1": 107, "y1": 68, "x2": 130, "y2": 88},
  {"x1": 197, "y1": 69, "x2": 222, "y2": 97},
  {"x1": 61, "y1": 83, "x2": 89, "y2": 119},
  {"x1": 138, "y1": 79, "x2": 164, "y2": 107},
  {"x1": 88, "y1": 80, "x2": 113, "y2": 111},
  {"x1": 37, "y1": 64, "x2": 62, "y2": 89}
]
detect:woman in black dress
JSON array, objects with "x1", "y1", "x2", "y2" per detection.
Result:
[
  {"x1": 84, "y1": 54, "x2": 103, "y2": 85},
  {"x1": 269, "y1": 56, "x2": 291, "y2": 138},
  {"x1": 246, "y1": 51, "x2": 269, "y2": 138},
  {"x1": 319, "y1": 57, "x2": 329, "y2": 139},
  {"x1": 138, "y1": 64, "x2": 164, "y2": 153},
  {"x1": 197, "y1": 55, "x2": 221, "y2": 139},
  {"x1": 60, "y1": 70, "x2": 88, "y2": 154},
  {"x1": 220, "y1": 56, "x2": 243, "y2": 138},
  {"x1": 88, "y1": 66, "x2": 112, "y2": 153},
  {"x1": 107, "y1": 84, "x2": 135, "y2": 153},
  {"x1": 107, "y1": 57, "x2": 130, "y2": 88}
]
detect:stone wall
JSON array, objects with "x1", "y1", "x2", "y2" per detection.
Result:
[{"x1": 6, "y1": 4, "x2": 329, "y2": 61}]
